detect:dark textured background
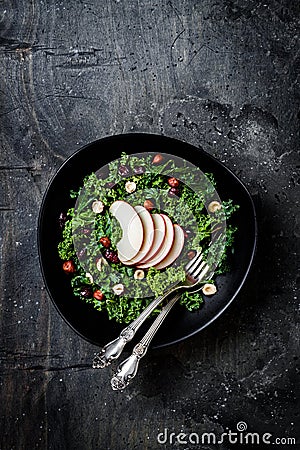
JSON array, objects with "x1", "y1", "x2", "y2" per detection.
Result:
[{"x1": 0, "y1": 1, "x2": 299, "y2": 449}]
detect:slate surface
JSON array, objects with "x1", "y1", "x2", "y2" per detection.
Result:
[{"x1": 0, "y1": 1, "x2": 299, "y2": 449}]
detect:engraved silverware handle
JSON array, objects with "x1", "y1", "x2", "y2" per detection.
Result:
[
  {"x1": 93, "y1": 291, "x2": 173, "y2": 368},
  {"x1": 93, "y1": 252, "x2": 210, "y2": 369},
  {"x1": 111, "y1": 293, "x2": 181, "y2": 390}
]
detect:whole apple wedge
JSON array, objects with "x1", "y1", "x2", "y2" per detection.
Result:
[
  {"x1": 136, "y1": 213, "x2": 166, "y2": 265},
  {"x1": 154, "y1": 224, "x2": 185, "y2": 270},
  {"x1": 109, "y1": 200, "x2": 144, "y2": 262},
  {"x1": 137, "y1": 214, "x2": 174, "y2": 269},
  {"x1": 121, "y1": 205, "x2": 155, "y2": 265}
]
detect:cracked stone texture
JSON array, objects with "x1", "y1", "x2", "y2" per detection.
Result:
[{"x1": 0, "y1": 0, "x2": 299, "y2": 449}]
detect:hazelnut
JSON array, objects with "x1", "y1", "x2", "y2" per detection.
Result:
[
  {"x1": 85, "y1": 272, "x2": 94, "y2": 284},
  {"x1": 93, "y1": 290, "x2": 104, "y2": 301},
  {"x1": 92, "y1": 200, "x2": 104, "y2": 214},
  {"x1": 99, "y1": 236, "x2": 111, "y2": 248},
  {"x1": 62, "y1": 260, "x2": 76, "y2": 273},
  {"x1": 144, "y1": 199, "x2": 155, "y2": 210},
  {"x1": 168, "y1": 187, "x2": 180, "y2": 197},
  {"x1": 134, "y1": 269, "x2": 145, "y2": 280},
  {"x1": 133, "y1": 165, "x2": 145, "y2": 175},
  {"x1": 80, "y1": 286, "x2": 93, "y2": 298},
  {"x1": 125, "y1": 181, "x2": 136, "y2": 193},
  {"x1": 168, "y1": 177, "x2": 179, "y2": 188},
  {"x1": 187, "y1": 250, "x2": 196, "y2": 260},
  {"x1": 113, "y1": 283, "x2": 125, "y2": 296},
  {"x1": 208, "y1": 201, "x2": 222, "y2": 213},
  {"x1": 152, "y1": 154, "x2": 164, "y2": 165},
  {"x1": 96, "y1": 257, "x2": 107, "y2": 272},
  {"x1": 202, "y1": 283, "x2": 217, "y2": 296}
]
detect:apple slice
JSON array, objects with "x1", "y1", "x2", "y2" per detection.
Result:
[
  {"x1": 136, "y1": 213, "x2": 166, "y2": 265},
  {"x1": 137, "y1": 214, "x2": 174, "y2": 269},
  {"x1": 121, "y1": 206, "x2": 155, "y2": 265},
  {"x1": 109, "y1": 200, "x2": 143, "y2": 262},
  {"x1": 154, "y1": 224, "x2": 185, "y2": 270}
]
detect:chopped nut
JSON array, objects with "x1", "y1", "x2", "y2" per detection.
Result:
[
  {"x1": 85, "y1": 272, "x2": 94, "y2": 284},
  {"x1": 93, "y1": 290, "x2": 104, "y2": 301},
  {"x1": 152, "y1": 153, "x2": 164, "y2": 165},
  {"x1": 202, "y1": 283, "x2": 217, "y2": 296},
  {"x1": 92, "y1": 200, "x2": 104, "y2": 214},
  {"x1": 96, "y1": 257, "x2": 107, "y2": 272},
  {"x1": 168, "y1": 177, "x2": 179, "y2": 187},
  {"x1": 134, "y1": 269, "x2": 145, "y2": 280},
  {"x1": 113, "y1": 283, "x2": 125, "y2": 296},
  {"x1": 125, "y1": 181, "x2": 136, "y2": 194},
  {"x1": 208, "y1": 201, "x2": 222, "y2": 213}
]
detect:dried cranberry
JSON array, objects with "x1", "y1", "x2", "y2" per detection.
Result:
[
  {"x1": 93, "y1": 290, "x2": 104, "y2": 301},
  {"x1": 80, "y1": 286, "x2": 93, "y2": 298},
  {"x1": 62, "y1": 260, "x2": 76, "y2": 273},
  {"x1": 133, "y1": 165, "x2": 145, "y2": 175},
  {"x1": 168, "y1": 177, "x2": 179, "y2": 188},
  {"x1": 104, "y1": 249, "x2": 120, "y2": 264},
  {"x1": 78, "y1": 248, "x2": 86, "y2": 259},
  {"x1": 118, "y1": 165, "x2": 130, "y2": 176},
  {"x1": 99, "y1": 236, "x2": 111, "y2": 248},
  {"x1": 168, "y1": 187, "x2": 180, "y2": 198},
  {"x1": 59, "y1": 212, "x2": 67, "y2": 229}
]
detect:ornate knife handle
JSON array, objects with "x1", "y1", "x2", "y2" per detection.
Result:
[
  {"x1": 111, "y1": 293, "x2": 180, "y2": 390},
  {"x1": 93, "y1": 293, "x2": 168, "y2": 368}
]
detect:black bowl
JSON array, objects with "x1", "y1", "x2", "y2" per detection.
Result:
[{"x1": 38, "y1": 133, "x2": 257, "y2": 349}]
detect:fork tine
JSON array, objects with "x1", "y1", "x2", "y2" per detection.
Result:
[
  {"x1": 197, "y1": 263, "x2": 210, "y2": 282},
  {"x1": 187, "y1": 254, "x2": 205, "y2": 278},
  {"x1": 192, "y1": 260, "x2": 206, "y2": 278},
  {"x1": 185, "y1": 251, "x2": 202, "y2": 274}
]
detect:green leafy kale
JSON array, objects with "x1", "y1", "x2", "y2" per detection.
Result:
[{"x1": 57, "y1": 153, "x2": 239, "y2": 324}]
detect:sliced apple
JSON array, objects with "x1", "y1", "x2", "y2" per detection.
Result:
[
  {"x1": 154, "y1": 224, "x2": 185, "y2": 270},
  {"x1": 109, "y1": 200, "x2": 143, "y2": 262},
  {"x1": 136, "y1": 213, "x2": 166, "y2": 265},
  {"x1": 137, "y1": 214, "x2": 174, "y2": 269},
  {"x1": 121, "y1": 206, "x2": 155, "y2": 265}
]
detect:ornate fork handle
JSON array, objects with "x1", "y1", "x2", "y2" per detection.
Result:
[
  {"x1": 93, "y1": 292, "x2": 171, "y2": 368},
  {"x1": 111, "y1": 293, "x2": 181, "y2": 390}
]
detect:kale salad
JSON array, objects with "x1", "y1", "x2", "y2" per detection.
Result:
[{"x1": 58, "y1": 152, "x2": 239, "y2": 324}]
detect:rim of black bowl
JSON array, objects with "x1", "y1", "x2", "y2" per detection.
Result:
[{"x1": 38, "y1": 132, "x2": 257, "y2": 349}]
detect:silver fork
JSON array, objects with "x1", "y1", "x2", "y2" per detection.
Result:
[
  {"x1": 93, "y1": 252, "x2": 209, "y2": 370},
  {"x1": 92, "y1": 251, "x2": 208, "y2": 368},
  {"x1": 110, "y1": 257, "x2": 210, "y2": 390}
]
